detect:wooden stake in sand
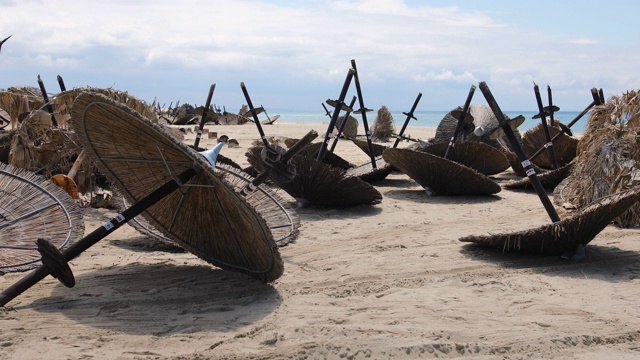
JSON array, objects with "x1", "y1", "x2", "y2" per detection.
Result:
[
  {"x1": 193, "y1": 83, "x2": 215, "y2": 150},
  {"x1": 392, "y1": 92, "x2": 423, "y2": 148},
  {"x1": 479, "y1": 81, "x2": 561, "y2": 223},
  {"x1": 317, "y1": 68, "x2": 355, "y2": 162},
  {"x1": 444, "y1": 84, "x2": 476, "y2": 160},
  {"x1": 350, "y1": 59, "x2": 377, "y2": 169},
  {"x1": 532, "y1": 83, "x2": 559, "y2": 169},
  {"x1": 330, "y1": 96, "x2": 357, "y2": 152}
]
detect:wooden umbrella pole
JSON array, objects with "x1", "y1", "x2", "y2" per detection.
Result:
[
  {"x1": 479, "y1": 81, "x2": 561, "y2": 223},
  {"x1": 330, "y1": 96, "x2": 357, "y2": 152},
  {"x1": 350, "y1": 59, "x2": 376, "y2": 169},
  {"x1": 57, "y1": 75, "x2": 67, "y2": 92},
  {"x1": 240, "y1": 82, "x2": 270, "y2": 147},
  {"x1": 393, "y1": 92, "x2": 422, "y2": 148},
  {"x1": 533, "y1": 83, "x2": 559, "y2": 169},
  {"x1": 317, "y1": 68, "x2": 355, "y2": 162},
  {"x1": 193, "y1": 84, "x2": 216, "y2": 149},
  {"x1": 37, "y1": 75, "x2": 59, "y2": 128},
  {"x1": 0, "y1": 167, "x2": 201, "y2": 307},
  {"x1": 444, "y1": 85, "x2": 476, "y2": 160}
]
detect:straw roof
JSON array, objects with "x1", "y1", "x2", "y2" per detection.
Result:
[
  {"x1": 555, "y1": 90, "x2": 640, "y2": 227},
  {"x1": 459, "y1": 186, "x2": 640, "y2": 255},
  {"x1": 371, "y1": 105, "x2": 396, "y2": 142},
  {"x1": 297, "y1": 141, "x2": 354, "y2": 170},
  {"x1": 0, "y1": 163, "x2": 84, "y2": 274},
  {"x1": 246, "y1": 146, "x2": 382, "y2": 207},
  {"x1": 345, "y1": 156, "x2": 394, "y2": 183},
  {"x1": 351, "y1": 138, "x2": 387, "y2": 157},
  {"x1": 522, "y1": 121, "x2": 578, "y2": 169},
  {"x1": 70, "y1": 92, "x2": 283, "y2": 282},
  {"x1": 422, "y1": 141, "x2": 510, "y2": 176},
  {"x1": 382, "y1": 147, "x2": 501, "y2": 196},
  {"x1": 0, "y1": 86, "x2": 44, "y2": 127}
]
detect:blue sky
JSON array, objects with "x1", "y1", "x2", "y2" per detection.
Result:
[{"x1": 1, "y1": 0, "x2": 638, "y2": 112}]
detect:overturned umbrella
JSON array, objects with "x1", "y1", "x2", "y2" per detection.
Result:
[
  {"x1": 0, "y1": 163, "x2": 84, "y2": 274},
  {"x1": 0, "y1": 92, "x2": 286, "y2": 307}
]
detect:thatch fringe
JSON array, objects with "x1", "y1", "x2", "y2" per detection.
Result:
[
  {"x1": 422, "y1": 141, "x2": 510, "y2": 176},
  {"x1": 555, "y1": 90, "x2": 640, "y2": 227}
]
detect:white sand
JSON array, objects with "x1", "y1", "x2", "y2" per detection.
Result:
[{"x1": 1, "y1": 122, "x2": 640, "y2": 359}]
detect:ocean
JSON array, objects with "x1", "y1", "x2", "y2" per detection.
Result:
[{"x1": 266, "y1": 110, "x2": 588, "y2": 135}]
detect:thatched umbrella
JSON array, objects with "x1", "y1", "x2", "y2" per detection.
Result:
[
  {"x1": 522, "y1": 121, "x2": 578, "y2": 169},
  {"x1": 67, "y1": 92, "x2": 283, "y2": 282},
  {"x1": 351, "y1": 138, "x2": 387, "y2": 157},
  {"x1": 117, "y1": 162, "x2": 300, "y2": 247},
  {"x1": 346, "y1": 156, "x2": 394, "y2": 183},
  {"x1": 334, "y1": 114, "x2": 359, "y2": 140},
  {"x1": 0, "y1": 163, "x2": 84, "y2": 274},
  {"x1": 422, "y1": 141, "x2": 510, "y2": 176},
  {"x1": 371, "y1": 105, "x2": 396, "y2": 142},
  {"x1": 554, "y1": 89, "x2": 640, "y2": 227},
  {"x1": 0, "y1": 86, "x2": 44, "y2": 129},
  {"x1": 460, "y1": 186, "x2": 640, "y2": 256},
  {"x1": 246, "y1": 146, "x2": 382, "y2": 207},
  {"x1": 382, "y1": 147, "x2": 501, "y2": 196},
  {"x1": 434, "y1": 104, "x2": 525, "y2": 150}
]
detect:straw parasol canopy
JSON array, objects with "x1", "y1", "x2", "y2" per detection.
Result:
[
  {"x1": 334, "y1": 115, "x2": 358, "y2": 139},
  {"x1": 116, "y1": 163, "x2": 300, "y2": 247},
  {"x1": 504, "y1": 160, "x2": 574, "y2": 190},
  {"x1": 371, "y1": 105, "x2": 396, "y2": 142},
  {"x1": 351, "y1": 138, "x2": 387, "y2": 157},
  {"x1": 522, "y1": 121, "x2": 578, "y2": 169},
  {"x1": 501, "y1": 147, "x2": 544, "y2": 177},
  {"x1": 246, "y1": 146, "x2": 382, "y2": 207},
  {"x1": 345, "y1": 156, "x2": 394, "y2": 183},
  {"x1": 434, "y1": 104, "x2": 524, "y2": 149},
  {"x1": 296, "y1": 141, "x2": 354, "y2": 170},
  {"x1": 0, "y1": 163, "x2": 84, "y2": 274},
  {"x1": 70, "y1": 92, "x2": 283, "y2": 282},
  {"x1": 0, "y1": 86, "x2": 44, "y2": 128},
  {"x1": 459, "y1": 186, "x2": 640, "y2": 255},
  {"x1": 553, "y1": 90, "x2": 640, "y2": 227},
  {"x1": 422, "y1": 141, "x2": 510, "y2": 176},
  {"x1": 382, "y1": 147, "x2": 501, "y2": 196}
]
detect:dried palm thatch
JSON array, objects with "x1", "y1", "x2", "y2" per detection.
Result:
[
  {"x1": 49, "y1": 86, "x2": 158, "y2": 127},
  {"x1": 501, "y1": 147, "x2": 544, "y2": 177},
  {"x1": 422, "y1": 141, "x2": 510, "y2": 176},
  {"x1": 459, "y1": 186, "x2": 640, "y2": 255},
  {"x1": 297, "y1": 141, "x2": 354, "y2": 170},
  {"x1": 371, "y1": 105, "x2": 396, "y2": 142},
  {"x1": 504, "y1": 160, "x2": 574, "y2": 190},
  {"x1": 116, "y1": 163, "x2": 300, "y2": 247},
  {"x1": 0, "y1": 86, "x2": 44, "y2": 128},
  {"x1": 246, "y1": 146, "x2": 382, "y2": 207},
  {"x1": 351, "y1": 138, "x2": 387, "y2": 157},
  {"x1": 335, "y1": 115, "x2": 358, "y2": 139},
  {"x1": 70, "y1": 92, "x2": 283, "y2": 282},
  {"x1": 0, "y1": 163, "x2": 84, "y2": 274},
  {"x1": 522, "y1": 121, "x2": 578, "y2": 169},
  {"x1": 382, "y1": 147, "x2": 501, "y2": 196},
  {"x1": 8, "y1": 110, "x2": 84, "y2": 183},
  {"x1": 554, "y1": 90, "x2": 640, "y2": 227},
  {"x1": 346, "y1": 156, "x2": 394, "y2": 183}
]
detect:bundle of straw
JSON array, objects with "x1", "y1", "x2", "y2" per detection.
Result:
[{"x1": 371, "y1": 105, "x2": 396, "y2": 142}]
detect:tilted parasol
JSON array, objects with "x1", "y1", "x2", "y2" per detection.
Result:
[{"x1": 0, "y1": 163, "x2": 84, "y2": 274}]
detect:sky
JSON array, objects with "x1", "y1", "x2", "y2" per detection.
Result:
[{"x1": 1, "y1": 0, "x2": 639, "y2": 112}]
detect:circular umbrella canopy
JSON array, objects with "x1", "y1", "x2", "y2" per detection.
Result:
[
  {"x1": 504, "y1": 160, "x2": 574, "y2": 190},
  {"x1": 423, "y1": 141, "x2": 510, "y2": 176},
  {"x1": 522, "y1": 122, "x2": 578, "y2": 169},
  {"x1": 382, "y1": 147, "x2": 501, "y2": 196},
  {"x1": 0, "y1": 163, "x2": 84, "y2": 273},
  {"x1": 246, "y1": 146, "x2": 382, "y2": 207},
  {"x1": 459, "y1": 186, "x2": 640, "y2": 255},
  {"x1": 70, "y1": 92, "x2": 283, "y2": 282}
]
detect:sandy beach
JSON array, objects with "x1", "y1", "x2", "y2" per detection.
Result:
[{"x1": 1, "y1": 121, "x2": 640, "y2": 360}]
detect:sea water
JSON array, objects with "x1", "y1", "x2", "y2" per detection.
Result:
[{"x1": 267, "y1": 110, "x2": 588, "y2": 134}]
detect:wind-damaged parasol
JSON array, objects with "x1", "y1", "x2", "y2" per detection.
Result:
[
  {"x1": 0, "y1": 163, "x2": 84, "y2": 274},
  {"x1": 0, "y1": 92, "x2": 285, "y2": 307}
]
